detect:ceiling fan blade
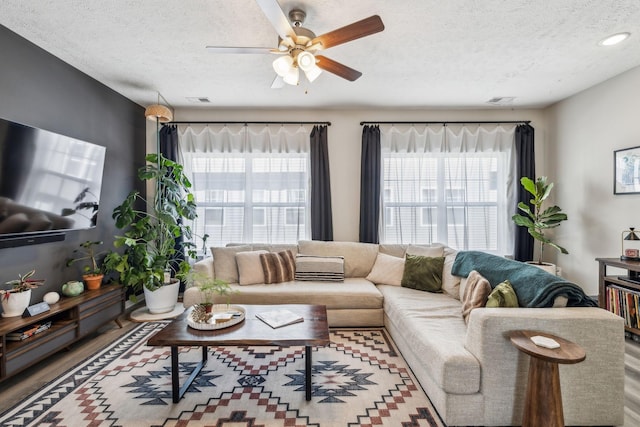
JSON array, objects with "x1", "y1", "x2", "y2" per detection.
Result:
[
  {"x1": 271, "y1": 75, "x2": 285, "y2": 89},
  {"x1": 255, "y1": 0, "x2": 297, "y2": 42},
  {"x1": 315, "y1": 55, "x2": 362, "y2": 81},
  {"x1": 206, "y1": 46, "x2": 275, "y2": 54},
  {"x1": 311, "y1": 15, "x2": 384, "y2": 50}
]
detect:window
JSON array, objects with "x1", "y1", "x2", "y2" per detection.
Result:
[
  {"x1": 380, "y1": 125, "x2": 516, "y2": 255},
  {"x1": 180, "y1": 125, "x2": 312, "y2": 253}
]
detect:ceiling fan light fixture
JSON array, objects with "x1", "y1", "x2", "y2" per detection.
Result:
[
  {"x1": 282, "y1": 66, "x2": 300, "y2": 85},
  {"x1": 273, "y1": 55, "x2": 294, "y2": 77},
  {"x1": 297, "y1": 51, "x2": 316, "y2": 71},
  {"x1": 303, "y1": 65, "x2": 322, "y2": 82}
]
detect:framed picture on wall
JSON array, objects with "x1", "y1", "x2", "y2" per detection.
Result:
[{"x1": 614, "y1": 146, "x2": 640, "y2": 194}]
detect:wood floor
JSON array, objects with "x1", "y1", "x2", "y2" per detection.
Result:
[{"x1": 1, "y1": 313, "x2": 638, "y2": 426}]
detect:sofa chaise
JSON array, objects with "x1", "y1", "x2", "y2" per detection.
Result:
[{"x1": 184, "y1": 240, "x2": 625, "y2": 426}]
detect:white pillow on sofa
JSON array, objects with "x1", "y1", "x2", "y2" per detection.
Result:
[
  {"x1": 236, "y1": 250, "x2": 268, "y2": 285},
  {"x1": 366, "y1": 252, "x2": 405, "y2": 286}
]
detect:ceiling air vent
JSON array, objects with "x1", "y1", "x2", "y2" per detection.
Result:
[
  {"x1": 486, "y1": 97, "x2": 515, "y2": 106},
  {"x1": 186, "y1": 97, "x2": 211, "y2": 103}
]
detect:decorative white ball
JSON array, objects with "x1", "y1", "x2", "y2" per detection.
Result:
[{"x1": 43, "y1": 292, "x2": 60, "y2": 305}]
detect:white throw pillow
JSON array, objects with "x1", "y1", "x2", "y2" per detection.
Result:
[
  {"x1": 366, "y1": 252, "x2": 405, "y2": 286},
  {"x1": 236, "y1": 250, "x2": 268, "y2": 285}
]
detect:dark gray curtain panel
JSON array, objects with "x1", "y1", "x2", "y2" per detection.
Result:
[
  {"x1": 159, "y1": 125, "x2": 186, "y2": 287},
  {"x1": 514, "y1": 123, "x2": 536, "y2": 262},
  {"x1": 359, "y1": 125, "x2": 381, "y2": 243},
  {"x1": 310, "y1": 125, "x2": 333, "y2": 241}
]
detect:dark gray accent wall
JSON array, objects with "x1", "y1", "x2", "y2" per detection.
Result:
[{"x1": 0, "y1": 25, "x2": 145, "y2": 301}]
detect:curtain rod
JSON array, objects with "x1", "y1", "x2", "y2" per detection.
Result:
[
  {"x1": 166, "y1": 120, "x2": 331, "y2": 126},
  {"x1": 359, "y1": 120, "x2": 530, "y2": 125}
]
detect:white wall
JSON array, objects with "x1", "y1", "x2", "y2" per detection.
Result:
[
  {"x1": 166, "y1": 107, "x2": 546, "y2": 242},
  {"x1": 546, "y1": 65, "x2": 640, "y2": 294}
]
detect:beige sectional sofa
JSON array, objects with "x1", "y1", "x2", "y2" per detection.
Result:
[{"x1": 185, "y1": 240, "x2": 625, "y2": 426}]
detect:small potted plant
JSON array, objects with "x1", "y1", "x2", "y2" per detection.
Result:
[
  {"x1": 1, "y1": 270, "x2": 44, "y2": 317},
  {"x1": 186, "y1": 271, "x2": 233, "y2": 312},
  {"x1": 66, "y1": 240, "x2": 105, "y2": 290}
]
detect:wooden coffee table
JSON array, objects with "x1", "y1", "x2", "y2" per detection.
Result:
[{"x1": 147, "y1": 304, "x2": 330, "y2": 403}]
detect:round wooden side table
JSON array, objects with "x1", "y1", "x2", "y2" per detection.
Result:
[{"x1": 509, "y1": 330, "x2": 586, "y2": 427}]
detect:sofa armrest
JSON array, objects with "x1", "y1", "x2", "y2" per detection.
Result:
[
  {"x1": 465, "y1": 307, "x2": 624, "y2": 426},
  {"x1": 192, "y1": 257, "x2": 215, "y2": 286}
]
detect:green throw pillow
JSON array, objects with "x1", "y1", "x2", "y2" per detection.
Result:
[
  {"x1": 401, "y1": 255, "x2": 444, "y2": 292},
  {"x1": 486, "y1": 280, "x2": 519, "y2": 307}
]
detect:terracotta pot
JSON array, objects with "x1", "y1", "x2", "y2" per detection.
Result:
[
  {"x1": 1, "y1": 289, "x2": 31, "y2": 317},
  {"x1": 83, "y1": 273, "x2": 104, "y2": 290}
]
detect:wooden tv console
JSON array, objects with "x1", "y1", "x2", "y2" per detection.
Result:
[{"x1": 0, "y1": 284, "x2": 124, "y2": 382}]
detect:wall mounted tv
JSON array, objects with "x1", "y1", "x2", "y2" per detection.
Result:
[{"x1": 0, "y1": 117, "x2": 106, "y2": 248}]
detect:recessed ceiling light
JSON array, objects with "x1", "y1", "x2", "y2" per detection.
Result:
[{"x1": 598, "y1": 32, "x2": 630, "y2": 46}]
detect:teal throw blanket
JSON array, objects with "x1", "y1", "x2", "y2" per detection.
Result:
[{"x1": 451, "y1": 251, "x2": 597, "y2": 308}]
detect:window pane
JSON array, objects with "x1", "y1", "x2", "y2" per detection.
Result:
[
  {"x1": 185, "y1": 151, "x2": 310, "y2": 248},
  {"x1": 382, "y1": 152, "x2": 505, "y2": 251}
]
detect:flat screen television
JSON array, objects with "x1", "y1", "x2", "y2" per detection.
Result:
[{"x1": 0, "y1": 117, "x2": 106, "y2": 248}]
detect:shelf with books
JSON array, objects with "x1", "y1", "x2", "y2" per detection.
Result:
[{"x1": 597, "y1": 258, "x2": 640, "y2": 340}]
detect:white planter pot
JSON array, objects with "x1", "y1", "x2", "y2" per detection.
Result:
[
  {"x1": 527, "y1": 261, "x2": 557, "y2": 275},
  {"x1": 1, "y1": 289, "x2": 32, "y2": 317},
  {"x1": 143, "y1": 280, "x2": 180, "y2": 314}
]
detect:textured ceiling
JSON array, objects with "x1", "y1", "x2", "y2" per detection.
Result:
[{"x1": 1, "y1": 0, "x2": 640, "y2": 110}]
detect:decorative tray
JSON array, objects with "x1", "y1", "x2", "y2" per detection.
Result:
[{"x1": 187, "y1": 304, "x2": 246, "y2": 330}]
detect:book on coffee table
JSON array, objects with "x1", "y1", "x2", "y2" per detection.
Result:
[{"x1": 255, "y1": 309, "x2": 304, "y2": 328}]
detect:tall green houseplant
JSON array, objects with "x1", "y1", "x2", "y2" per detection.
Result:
[
  {"x1": 512, "y1": 176, "x2": 568, "y2": 264},
  {"x1": 104, "y1": 153, "x2": 197, "y2": 299}
]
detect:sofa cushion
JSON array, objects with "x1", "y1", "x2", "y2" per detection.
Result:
[
  {"x1": 223, "y1": 277, "x2": 383, "y2": 310},
  {"x1": 366, "y1": 252, "x2": 405, "y2": 286},
  {"x1": 486, "y1": 280, "x2": 519, "y2": 307},
  {"x1": 236, "y1": 250, "x2": 268, "y2": 285},
  {"x1": 378, "y1": 244, "x2": 408, "y2": 258},
  {"x1": 379, "y1": 284, "x2": 480, "y2": 394},
  {"x1": 401, "y1": 255, "x2": 444, "y2": 292},
  {"x1": 260, "y1": 250, "x2": 296, "y2": 284},
  {"x1": 461, "y1": 270, "x2": 491, "y2": 324},
  {"x1": 295, "y1": 255, "x2": 344, "y2": 282},
  {"x1": 211, "y1": 245, "x2": 252, "y2": 284},
  {"x1": 298, "y1": 240, "x2": 379, "y2": 278},
  {"x1": 406, "y1": 244, "x2": 445, "y2": 257}
]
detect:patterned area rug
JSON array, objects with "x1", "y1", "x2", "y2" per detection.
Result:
[{"x1": 0, "y1": 322, "x2": 446, "y2": 426}]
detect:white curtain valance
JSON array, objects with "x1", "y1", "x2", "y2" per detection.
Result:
[
  {"x1": 381, "y1": 124, "x2": 516, "y2": 154},
  {"x1": 179, "y1": 125, "x2": 311, "y2": 154}
]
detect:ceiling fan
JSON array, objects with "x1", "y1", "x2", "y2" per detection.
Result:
[{"x1": 206, "y1": 0, "x2": 385, "y2": 87}]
